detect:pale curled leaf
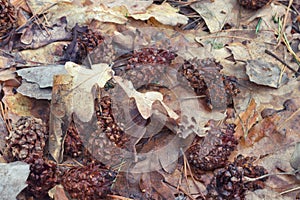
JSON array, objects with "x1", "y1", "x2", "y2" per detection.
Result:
[
  {"x1": 0, "y1": 161, "x2": 30, "y2": 200},
  {"x1": 103, "y1": 0, "x2": 153, "y2": 14},
  {"x1": 47, "y1": 2, "x2": 127, "y2": 29},
  {"x1": 114, "y1": 76, "x2": 179, "y2": 120},
  {"x1": 0, "y1": 69, "x2": 16, "y2": 82},
  {"x1": 130, "y1": 3, "x2": 188, "y2": 26},
  {"x1": 191, "y1": 0, "x2": 237, "y2": 32},
  {"x1": 290, "y1": 142, "x2": 300, "y2": 170},
  {"x1": 65, "y1": 62, "x2": 114, "y2": 122}
]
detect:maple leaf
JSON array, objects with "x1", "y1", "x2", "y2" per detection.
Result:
[
  {"x1": 65, "y1": 61, "x2": 114, "y2": 122},
  {"x1": 114, "y1": 76, "x2": 179, "y2": 120}
]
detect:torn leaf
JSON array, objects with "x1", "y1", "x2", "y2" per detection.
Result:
[
  {"x1": 246, "y1": 59, "x2": 288, "y2": 88},
  {"x1": 0, "y1": 161, "x2": 30, "y2": 200}
]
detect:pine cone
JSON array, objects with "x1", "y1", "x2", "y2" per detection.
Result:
[
  {"x1": 238, "y1": 0, "x2": 271, "y2": 10},
  {"x1": 96, "y1": 95, "x2": 128, "y2": 147},
  {"x1": 4, "y1": 117, "x2": 48, "y2": 161},
  {"x1": 179, "y1": 58, "x2": 239, "y2": 109},
  {"x1": 0, "y1": 0, "x2": 16, "y2": 38},
  {"x1": 62, "y1": 164, "x2": 116, "y2": 200},
  {"x1": 113, "y1": 47, "x2": 177, "y2": 89},
  {"x1": 25, "y1": 154, "x2": 60, "y2": 198},
  {"x1": 206, "y1": 155, "x2": 268, "y2": 200},
  {"x1": 64, "y1": 25, "x2": 104, "y2": 63},
  {"x1": 64, "y1": 122, "x2": 84, "y2": 157},
  {"x1": 187, "y1": 121, "x2": 238, "y2": 172}
]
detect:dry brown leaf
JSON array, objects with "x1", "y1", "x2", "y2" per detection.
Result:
[
  {"x1": 130, "y1": 3, "x2": 188, "y2": 26},
  {"x1": 47, "y1": 2, "x2": 127, "y2": 29},
  {"x1": 246, "y1": 59, "x2": 288, "y2": 88},
  {"x1": 48, "y1": 184, "x2": 69, "y2": 200},
  {"x1": 18, "y1": 42, "x2": 68, "y2": 65},
  {"x1": 234, "y1": 98, "x2": 260, "y2": 140},
  {"x1": 191, "y1": 0, "x2": 238, "y2": 32},
  {"x1": 114, "y1": 76, "x2": 179, "y2": 120},
  {"x1": 49, "y1": 74, "x2": 73, "y2": 163},
  {"x1": 140, "y1": 172, "x2": 175, "y2": 199},
  {"x1": 0, "y1": 69, "x2": 16, "y2": 82},
  {"x1": 2, "y1": 91, "x2": 50, "y2": 123},
  {"x1": 65, "y1": 61, "x2": 114, "y2": 122},
  {"x1": 101, "y1": 0, "x2": 153, "y2": 14},
  {"x1": 0, "y1": 55, "x2": 15, "y2": 69}
]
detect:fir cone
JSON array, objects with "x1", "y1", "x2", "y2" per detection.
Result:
[
  {"x1": 179, "y1": 58, "x2": 239, "y2": 109},
  {"x1": 96, "y1": 95, "x2": 128, "y2": 147},
  {"x1": 0, "y1": 0, "x2": 16, "y2": 38},
  {"x1": 206, "y1": 155, "x2": 268, "y2": 200},
  {"x1": 62, "y1": 164, "x2": 116, "y2": 200},
  {"x1": 25, "y1": 154, "x2": 60, "y2": 199},
  {"x1": 64, "y1": 122, "x2": 84, "y2": 157},
  {"x1": 187, "y1": 121, "x2": 238, "y2": 172},
  {"x1": 4, "y1": 117, "x2": 48, "y2": 161},
  {"x1": 113, "y1": 47, "x2": 177, "y2": 89},
  {"x1": 64, "y1": 25, "x2": 104, "y2": 63},
  {"x1": 238, "y1": 0, "x2": 271, "y2": 10}
]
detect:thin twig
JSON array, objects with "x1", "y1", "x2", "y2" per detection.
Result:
[
  {"x1": 181, "y1": 148, "x2": 205, "y2": 199},
  {"x1": 196, "y1": 35, "x2": 253, "y2": 42},
  {"x1": 280, "y1": 186, "x2": 300, "y2": 195},
  {"x1": 265, "y1": 49, "x2": 298, "y2": 74},
  {"x1": 107, "y1": 194, "x2": 133, "y2": 200},
  {"x1": 164, "y1": 180, "x2": 196, "y2": 200}
]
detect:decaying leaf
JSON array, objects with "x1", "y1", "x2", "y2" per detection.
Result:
[
  {"x1": 130, "y1": 3, "x2": 188, "y2": 26},
  {"x1": 17, "y1": 80, "x2": 53, "y2": 100},
  {"x1": 16, "y1": 65, "x2": 66, "y2": 100},
  {"x1": 0, "y1": 161, "x2": 30, "y2": 200},
  {"x1": 17, "y1": 65, "x2": 66, "y2": 88},
  {"x1": 2, "y1": 92, "x2": 50, "y2": 123},
  {"x1": 65, "y1": 61, "x2": 114, "y2": 122},
  {"x1": 246, "y1": 59, "x2": 288, "y2": 88},
  {"x1": 140, "y1": 172, "x2": 175, "y2": 199},
  {"x1": 235, "y1": 98, "x2": 260, "y2": 141},
  {"x1": 114, "y1": 76, "x2": 179, "y2": 120},
  {"x1": 49, "y1": 74, "x2": 73, "y2": 163},
  {"x1": 18, "y1": 41, "x2": 68, "y2": 64},
  {"x1": 15, "y1": 17, "x2": 71, "y2": 50}
]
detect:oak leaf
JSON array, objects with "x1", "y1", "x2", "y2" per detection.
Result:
[
  {"x1": 65, "y1": 61, "x2": 114, "y2": 122},
  {"x1": 114, "y1": 76, "x2": 179, "y2": 120}
]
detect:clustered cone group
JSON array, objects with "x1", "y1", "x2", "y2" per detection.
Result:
[
  {"x1": 62, "y1": 164, "x2": 116, "y2": 200},
  {"x1": 187, "y1": 121, "x2": 238, "y2": 172},
  {"x1": 96, "y1": 95, "x2": 128, "y2": 147},
  {"x1": 5, "y1": 117, "x2": 48, "y2": 161},
  {"x1": 4, "y1": 117, "x2": 116, "y2": 199},
  {"x1": 206, "y1": 155, "x2": 268, "y2": 199},
  {"x1": 179, "y1": 58, "x2": 239, "y2": 109},
  {"x1": 64, "y1": 25, "x2": 104, "y2": 63}
]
